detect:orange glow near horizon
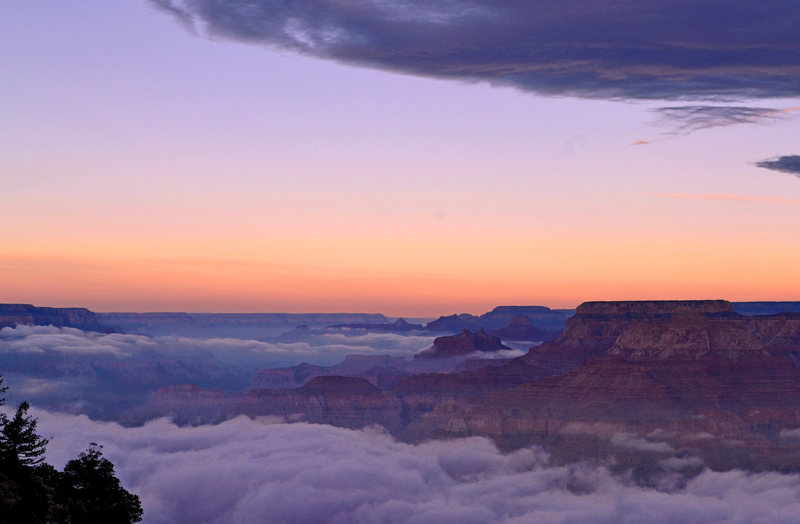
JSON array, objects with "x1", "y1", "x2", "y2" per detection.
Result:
[
  {"x1": 4, "y1": 233, "x2": 799, "y2": 316},
  {"x1": 4, "y1": 1, "x2": 800, "y2": 319},
  {"x1": 5, "y1": 185, "x2": 800, "y2": 316}
]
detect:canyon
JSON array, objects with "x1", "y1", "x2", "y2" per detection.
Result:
[
  {"x1": 131, "y1": 300, "x2": 800, "y2": 473},
  {"x1": 6, "y1": 301, "x2": 800, "y2": 473}
]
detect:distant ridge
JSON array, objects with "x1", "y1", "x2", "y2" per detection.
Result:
[
  {"x1": 732, "y1": 301, "x2": 800, "y2": 316},
  {"x1": 0, "y1": 303, "x2": 110, "y2": 332},
  {"x1": 425, "y1": 305, "x2": 575, "y2": 334}
]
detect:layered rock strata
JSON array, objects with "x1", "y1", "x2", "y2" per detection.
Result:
[{"x1": 135, "y1": 300, "x2": 800, "y2": 471}]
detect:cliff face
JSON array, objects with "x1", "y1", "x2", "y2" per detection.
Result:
[
  {"x1": 135, "y1": 300, "x2": 800, "y2": 471},
  {"x1": 411, "y1": 301, "x2": 800, "y2": 468},
  {"x1": 0, "y1": 304, "x2": 109, "y2": 332},
  {"x1": 520, "y1": 300, "x2": 774, "y2": 372}
]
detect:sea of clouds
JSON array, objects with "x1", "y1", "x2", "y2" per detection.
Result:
[
  {"x1": 0, "y1": 325, "x2": 435, "y2": 367},
  {"x1": 0, "y1": 325, "x2": 436, "y2": 415},
  {"x1": 27, "y1": 409, "x2": 800, "y2": 524},
  {"x1": 7, "y1": 324, "x2": 800, "y2": 522}
]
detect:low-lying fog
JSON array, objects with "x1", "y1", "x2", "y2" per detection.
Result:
[
  {"x1": 0, "y1": 325, "x2": 437, "y2": 416},
  {"x1": 7, "y1": 323, "x2": 800, "y2": 522},
  {"x1": 27, "y1": 408, "x2": 800, "y2": 524}
]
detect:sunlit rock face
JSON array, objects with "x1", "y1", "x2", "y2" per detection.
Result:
[
  {"x1": 520, "y1": 300, "x2": 797, "y2": 371},
  {"x1": 136, "y1": 300, "x2": 800, "y2": 472},
  {"x1": 423, "y1": 301, "x2": 800, "y2": 469}
]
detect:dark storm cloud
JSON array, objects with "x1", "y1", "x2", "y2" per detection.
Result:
[
  {"x1": 755, "y1": 155, "x2": 800, "y2": 177},
  {"x1": 31, "y1": 410, "x2": 800, "y2": 523},
  {"x1": 151, "y1": 0, "x2": 800, "y2": 100}
]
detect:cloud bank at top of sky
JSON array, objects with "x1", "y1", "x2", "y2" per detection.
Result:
[
  {"x1": 30, "y1": 408, "x2": 800, "y2": 524},
  {"x1": 151, "y1": 0, "x2": 800, "y2": 101}
]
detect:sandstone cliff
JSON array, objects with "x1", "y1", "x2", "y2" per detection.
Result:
[{"x1": 131, "y1": 300, "x2": 800, "y2": 472}]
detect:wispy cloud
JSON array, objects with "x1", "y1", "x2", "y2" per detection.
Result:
[
  {"x1": 655, "y1": 105, "x2": 798, "y2": 135},
  {"x1": 656, "y1": 193, "x2": 800, "y2": 206},
  {"x1": 754, "y1": 155, "x2": 800, "y2": 178},
  {"x1": 151, "y1": 1, "x2": 800, "y2": 101},
  {"x1": 631, "y1": 105, "x2": 800, "y2": 144}
]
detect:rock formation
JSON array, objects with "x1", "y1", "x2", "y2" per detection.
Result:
[
  {"x1": 0, "y1": 304, "x2": 110, "y2": 332},
  {"x1": 424, "y1": 305, "x2": 574, "y2": 333},
  {"x1": 130, "y1": 300, "x2": 800, "y2": 472},
  {"x1": 414, "y1": 328, "x2": 509, "y2": 359},
  {"x1": 488, "y1": 314, "x2": 559, "y2": 341}
]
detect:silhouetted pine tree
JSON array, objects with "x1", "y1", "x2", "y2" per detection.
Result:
[
  {"x1": 0, "y1": 376, "x2": 142, "y2": 523},
  {"x1": 62, "y1": 443, "x2": 143, "y2": 523},
  {"x1": 0, "y1": 401, "x2": 49, "y2": 469}
]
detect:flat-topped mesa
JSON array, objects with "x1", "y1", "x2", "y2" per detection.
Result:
[
  {"x1": 522, "y1": 300, "x2": 758, "y2": 372},
  {"x1": 565, "y1": 300, "x2": 782, "y2": 362},
  {"x1": 0, "y1": 303, "x2": 110, "y2": 332},
  {"x1": 558, "y1": 300, "x2": 735, "y2": 347}
]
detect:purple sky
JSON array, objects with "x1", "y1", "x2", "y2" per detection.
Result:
[{"x1": 2, "y1": 1, "x2": 799, "y2": 314}]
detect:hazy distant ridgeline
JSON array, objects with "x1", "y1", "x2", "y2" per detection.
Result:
[
  {"x1": 97, "y1": 312, "x2": 391, "y2": 339},
  {"x1": 5, "y1": 302, "x2": 800, "y2": 338},
  {"x1": 5, "y1": 300, "x2": 800, "y2": 521},
  {"x1": 0, "y1": 303, "x2": 108, "y2": 332}
]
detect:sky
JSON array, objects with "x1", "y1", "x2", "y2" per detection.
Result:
[{"x1": 2, "y1": 1, "x2": 800, "y2": 316}]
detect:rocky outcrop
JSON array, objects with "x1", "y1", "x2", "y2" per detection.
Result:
[
  {"x1": 488, "y1": 314, "x2": 560, "y2": 342},
  {"x1": 415, "y1": 328, "x2": 509, "y2": 359},
  {"x1": 0, "y1": 304, "x2": 110, "y2": 332},
  {"x1": 520, "y1": 300, "x2": 745, "y2": 373},
  {"x1": 131, "y1": 300, "x2": 800, "y2": 472},
  {"x1": 249, "y1": 353, "x2": 519, "y2": 391},
  {"x1": 249, "y1": 355, "x2": 412, "y2": 390},
  {"x1": 424, "y1": 305, "x2": 574, "y2": 333},
  {"x1": 133, "y1": 376, "x2": 405, "y2": 430},
  {"x1": 407, "y1": 301, "x2": 800, "y2": 467}
]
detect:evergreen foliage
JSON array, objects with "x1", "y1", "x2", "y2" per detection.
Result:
[
  {"x1": 0, "y1": 401, "x2": 49, "y2": 468},
  {"x1": 63, "y1": 443, "x2": 143, "y2": 523},
  {"x1": 0, "y1": 377, "x2": 142, "y2": 523}
]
